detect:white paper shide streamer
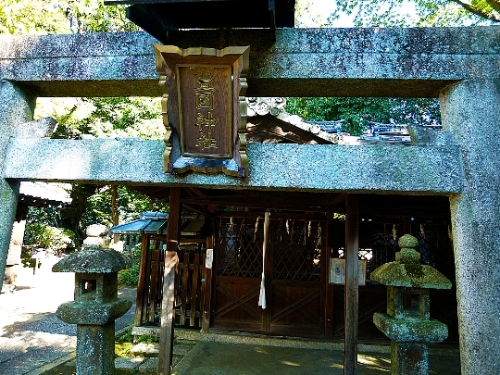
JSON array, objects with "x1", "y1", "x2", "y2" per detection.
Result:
[{"x1": 258, "y1": 211, "x2": 271, "y2": 309}]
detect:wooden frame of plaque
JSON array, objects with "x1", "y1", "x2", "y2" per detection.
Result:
[{"x1": 154, "y1": 45, "x2": 250, "y2": 177}]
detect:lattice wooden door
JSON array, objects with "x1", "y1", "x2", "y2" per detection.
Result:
[
  {"x1": 213, "y1": 214, "x2": 326, "y2": 336},
  {"x1": 268, "y1": 217, "x2": 325, "y2": 336},
  {"x1": 213, "y1": 215, "x2": 265, "y2": 331}
]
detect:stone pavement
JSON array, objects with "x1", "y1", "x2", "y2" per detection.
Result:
[
  {"x1": 173, "y1": 334, "x2": 461, "y2": 375},
  {"x1": 47, "y1": 330, "x2": 200, "y2": 375},
  {"x1": 43, "y1": 331, "x2": 460, "y2": 375}
]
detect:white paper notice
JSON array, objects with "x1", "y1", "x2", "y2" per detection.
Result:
[{"x1": 205, "y1": 249, "x2": 214, "y2": 269}]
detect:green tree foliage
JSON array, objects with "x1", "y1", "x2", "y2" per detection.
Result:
[
  {"x1": 24, "y1": 184, "x2": 168, "y2": 249},
  {"x1": 23, "y1": 223, "x2": 76, "y2": 253},
  {"x1": 43, "y1": 95, "x2": 165, "y2": 244},
  {"x1": 0, "y1": 0, "x2": 137, "y2": 35},
  {"x1": 82, "y1": 186, "x2": 168, "y2": 229},
  {"x1": 33, "y1": 94, "x2": 165, "y2": 246},
  {"x1": 346, "y1": 0, "x2": 486, "y2": 27},
  {"x1": 292, "y1": 0, "x2": 481, "y2": 133},
  {"x1": 306, "y1": 0, "x2": 499, "y2": 28},
  {"x1": 58, "y1": 184, "x2": 99, "y2": 245},
  {"x1": 1, "y1": 1, "x2": 173, "y2": 251},
  {"x1": 45, "y1": 97, "x2": 165, "y2": 140},
  {"x1": 1, "y1": 0, "x2": 160, "y2": 248},
  {"x1": 0, "y1": 0, "x2": 68, "y2": 34},
  {"x1": 286, "y1": 97, "x2": 440, "y2": 135},
  {"x1": 118, "y1": 244, "x2": 142, "y2": 286}
]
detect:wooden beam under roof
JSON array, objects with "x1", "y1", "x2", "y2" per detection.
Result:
[
  {"x1": 127, "y1": 186, "x2": 451, "y2": 220},
  {"x1": 180, "y1": 191, "x2": 346, "y2": 213},
  {"x1": 181, "y1": 203, "x2": 213, "y2": 217},
  {"x1": 185, "y1": 187, "x2": 208, "y2": 198}
]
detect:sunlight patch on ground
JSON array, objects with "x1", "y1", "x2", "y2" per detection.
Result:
[
  {"x1": 0, "y1": 330, "x2": 76, "y2": 360},
  {"x1": 328, "y1": 362, "x2": 343, "y2": 369},
  {"x1": 358, "y1": 353, "x2": 391, "y2": 372},
  {"x1": 253, "y1": 347, "x2": 270, "y2": 355},
  {"x1": 9, "y1": 329, "x2": 75, "y2": 345},
  {"x1": 0, "y1": 264, "x2": 74, "y2": 331},
  {"x1": 358, "y1": 354, "x2": 391, "y2": 365},
  {"x1": 26, "y1": 331, "x2": 76, "y2": 348},
  {"x1": 280, "y1": 360, "x2": 301, "y2": 367}
]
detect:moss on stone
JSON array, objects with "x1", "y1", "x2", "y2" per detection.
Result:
[
  {"x1": 404, "y1": 264, "x2": 425, "y2": 280},
  {"x1": 370, "y1": 235, "x2": 452, "y2": 289},
  {"x1": 398, "y1": 234, "x2": 419, "y2": 249}
]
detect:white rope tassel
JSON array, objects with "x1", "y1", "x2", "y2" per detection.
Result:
[
  {"x1": 258, "y1": 274, "x2": 266, "y2": 309},
  {"x1": 258, "y1": 211, "x2": 271, "y2": 309}
]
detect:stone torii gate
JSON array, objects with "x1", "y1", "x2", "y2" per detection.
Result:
[{"x1": 0, "y1": 27, "x2": 499, "y2": 375}]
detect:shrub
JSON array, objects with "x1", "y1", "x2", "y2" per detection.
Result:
[
  {"x1": 118, "y1": 244, "x2": 141, "y2": 287},
  {"x1": 24, "y1": 223, "x2": 76, "y2": 254}
]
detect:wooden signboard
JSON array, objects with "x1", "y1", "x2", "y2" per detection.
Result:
[{"x1": 154, "y1": 45, "x2": 250, "y2": 177}]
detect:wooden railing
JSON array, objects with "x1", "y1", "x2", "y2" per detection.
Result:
[
  {"x1": 133, "y1": 235, "x2": 205, "y2": 330},
  {"x1": 176, "y1": 251, "x2": 202, "y2": 327}
]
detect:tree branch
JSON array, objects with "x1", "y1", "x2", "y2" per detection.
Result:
[
  {"x1": 486, "y1": 0, "x2": 500, "y2": 12},
  {"x1": 450, "y1": 0, "x2": 500, "y2": 21}
]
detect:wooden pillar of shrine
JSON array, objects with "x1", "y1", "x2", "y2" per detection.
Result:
[
  {"x1": 158, "y1": 187, "x2": 181, "y2": 375},
  {"x1": 344, "y1": 194, "x2": 360, "y2": 375}
]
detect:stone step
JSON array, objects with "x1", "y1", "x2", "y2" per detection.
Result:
[
  {"x1": 115, "y1": 357, "x2": 157, "y2": 375},
  {"x1": 130, "y1": 342, "x2": 159, "y2": 357}
]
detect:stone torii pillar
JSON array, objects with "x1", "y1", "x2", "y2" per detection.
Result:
[
  {"x1": 441, "y1": 79, "x2": 500, "y2": 375},
  {"x1": 0, "y1": 81, "x2": 35, "y2": 291}
]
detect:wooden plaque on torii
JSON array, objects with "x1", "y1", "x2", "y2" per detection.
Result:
[{"x1": 154, "y1": 45, "x2": 249, "y2": 177}]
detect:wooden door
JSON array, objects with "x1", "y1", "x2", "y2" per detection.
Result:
[
  {"x1": 212, "y1": 215, "x2": 264, "y2": 331},
  {"x1": 212, "y1": 214, "x2": 326, "y2": 337},
  {"x1": 267, "y1": 217, "x2": 325, "y2": 336}
]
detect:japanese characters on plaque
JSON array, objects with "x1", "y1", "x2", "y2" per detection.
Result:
[
  {"x1": 194, "y1": 72, "x2": 217, "y2": 150},
  {"x1": 176, "y1": 65, "x2": 232, "y2": 158},
  {"x1": 194, "y1": 72, "x2": 223, "y2": 151},
  {"x1": 154, "y1": 45, "x2": 249, "y2": 177}
]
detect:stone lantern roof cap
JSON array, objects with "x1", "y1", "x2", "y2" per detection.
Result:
[
  {"x1": 52, "y1": 248, "x2": 128, "y2": 273},
  {"x1": 370, "y1": 234, "x2": 452, "y2": 289},
  {"x1": 370, "y1": 262, "x2": 452, "y2": 289}
]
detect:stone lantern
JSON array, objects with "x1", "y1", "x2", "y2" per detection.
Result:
[
  {"x1": 53, "y1": 248, "x2": 132, "y2": 375},
  {"x1": 370, "y1": 234, "x2": 452, "y2": 375}
]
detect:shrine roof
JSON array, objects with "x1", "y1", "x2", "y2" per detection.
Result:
[
  {"x1": 109, "y1": 212, "x2": 205, "y2": 236},
  {"x1": 18, "y1": 182, "x2": 72, "y2": 208},
  {"x1": 103, "y1": 0, "x2": 295, "y2": 41},
  {"x1": 110, "y1": 211, "x2": 169, "y2": 234}
]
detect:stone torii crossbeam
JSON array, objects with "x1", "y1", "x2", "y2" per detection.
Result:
[{"x1": 0, "y1": 27, "x2": 499, "y2": 375}]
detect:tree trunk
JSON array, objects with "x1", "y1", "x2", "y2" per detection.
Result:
[{"x1": 59, "y1": 184, "x2": 98, "y2": 248}]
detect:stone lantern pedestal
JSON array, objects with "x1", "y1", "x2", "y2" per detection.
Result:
[
  {"x1": 53, "y1": 248, "x2": 132, "y2": 375},
  {"x1": 370, "y1": 234, "x2": 452, "y2": 375}
]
